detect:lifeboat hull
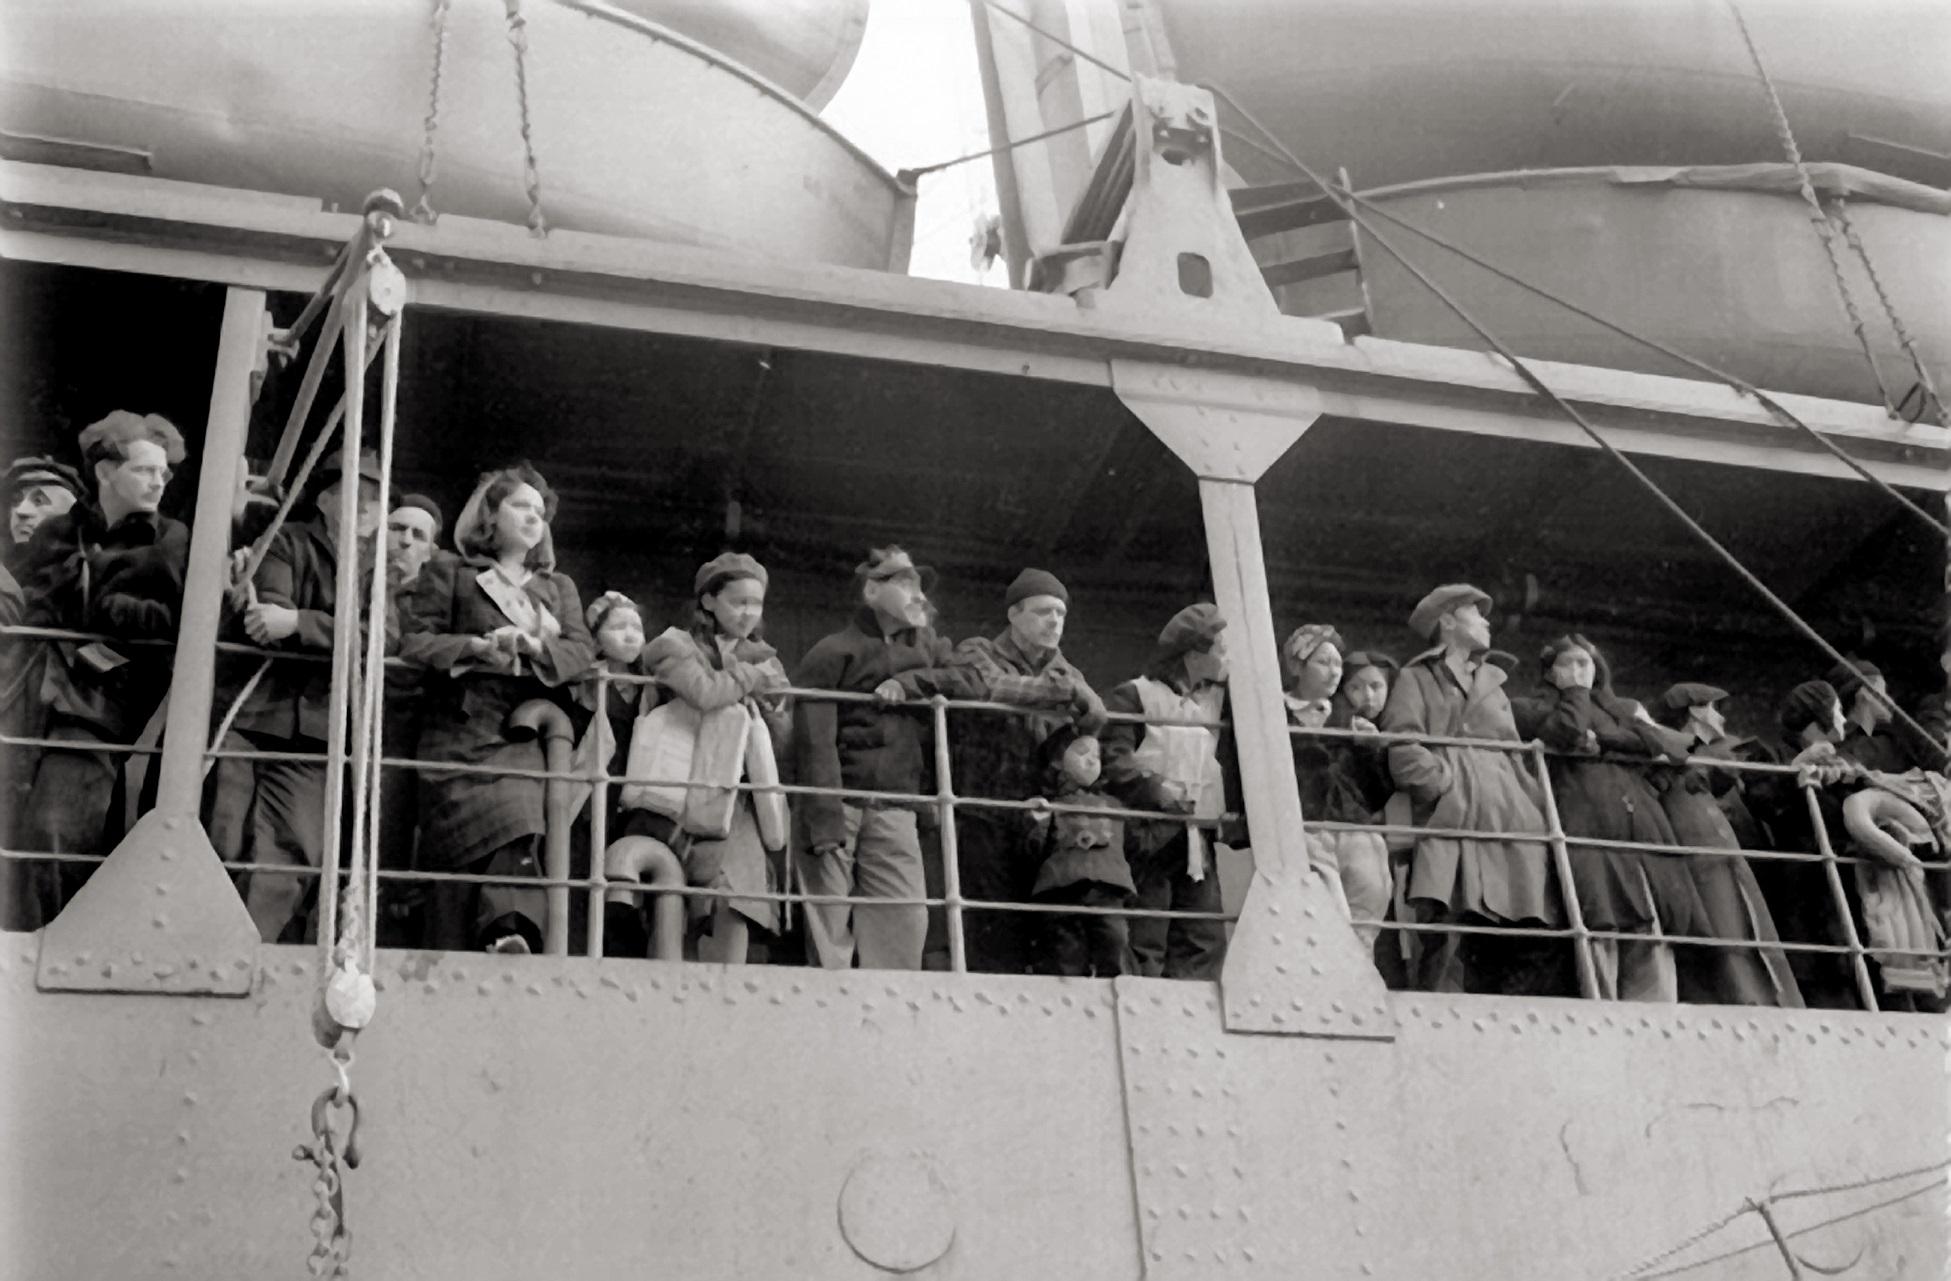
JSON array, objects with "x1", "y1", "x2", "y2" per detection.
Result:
[
  {"x1": 0, "y1": 0, "x2": 911, "y2": 270},
  {"x1": 1355, "y1": 172, "x2": 1950, "y2": 410}
]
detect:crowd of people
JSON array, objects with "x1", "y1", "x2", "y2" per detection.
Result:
[{"x1": 3, "y1": 413, "x2": 1948, "y2": 1012}]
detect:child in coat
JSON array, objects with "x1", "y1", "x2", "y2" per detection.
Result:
[{"x1": 1026, "y1": 726, "x2": 1133, "y2": 977}]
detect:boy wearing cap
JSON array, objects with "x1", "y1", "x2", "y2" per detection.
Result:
[
  {"x1": 1100, "y1": 602, "x2": 1245, "y2": 982},
  {"x1": 6, "y1": 413, "x2": 189, "y2": 916},
  {"x1": 946, "y1": 567, "x2": 1108, "y2": 973},
  {"x1": 794, "y1": 546, "x2": 986, "y2": 970},
  {"x1": 1378, "y1": 583, "x2": 1560, "y2": 993},
  {"x1": 208, "y1": 449, "x2": 387, "y2": 942}
]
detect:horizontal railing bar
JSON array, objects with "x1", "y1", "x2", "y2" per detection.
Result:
[
  {"x1": 0, "y1": 733, "x2": 162, "y2": 756},
  {"x1": 1305, "y1": 819, "x2": 1948, "y2": 872}
]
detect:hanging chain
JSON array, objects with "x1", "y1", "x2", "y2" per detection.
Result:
[
  {"x1": 504, "y1": 0, "x2": 548, "y2": 236},
  {"x1": 411, "y1": 0, "x2": 453, "y2": 224},
  {"x1": 293, "y1": 1058, "x2": 361, "y2": 1279},
  {"x1": 1829, "y1": 197, "x2": 1945, "y2": 426},
  {"x1": 1723, "y1": 0, "x2": 1900, "y2": 420}
]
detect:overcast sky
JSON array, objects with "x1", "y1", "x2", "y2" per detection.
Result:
[{"x1": 821, "y1": 0, "x2": 1004, "y2": 285}]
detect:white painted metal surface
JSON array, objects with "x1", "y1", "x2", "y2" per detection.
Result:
[{"x1": 0, "y1": 0, "x2": 911, "y2": 268}]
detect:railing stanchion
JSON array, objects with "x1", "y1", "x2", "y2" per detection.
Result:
[
  {"x1": 1803, "y1": 782, "x2": 1879, "y2": 1011},
  {"x1": 930, "y1": 695, "x2": 967, "y2": 973},
  {"x1": 585, "y1": 673, "x2": 610, "y2": 958},
  {"x1": 1531, "y1": 744, "x2": 1601, "y2": 1000}
]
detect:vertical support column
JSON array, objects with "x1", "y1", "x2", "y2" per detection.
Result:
[
  {"x1": 1113, "y1": 360, "x2": 1391, "y2": 1038},
  {"x1": 1804, "y1": 784, "x2": 1879, "y2": 1011},
  {"x1": 1530, "y1": 744, "x2": 1601, "y2": 1000},
  {"x1": 932, "y1": 696, "x2": 968, "y2": 973},
  {"x1": 39, "y1": 288, "x2": 267, "y2": 995},
  {"x1": 585, "y1": 674, "x2": 610, "y2": 959}
]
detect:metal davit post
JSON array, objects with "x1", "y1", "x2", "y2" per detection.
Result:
[
  {"x1": 1803, "y1": 782, "x2": 1879, "y2": 1011},
  {"x1": 931, "y1": 695, "x2": 968, "y2": 973},
  {"x1": 36, "y1": 287, "x2": 266, "y2": 995},
  {"x1": 1530, "y1": 744, "x2": 1601, "y2": 1000}
]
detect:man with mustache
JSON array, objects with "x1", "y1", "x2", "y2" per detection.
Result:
[{"x1": 794, "y1": 546, "x2": 985, "y2": 970}]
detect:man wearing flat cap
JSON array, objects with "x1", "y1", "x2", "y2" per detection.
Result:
[
  {"x1": 945, "y1": 567, "x2": 1108, "y2": 973},
  {"x1": 1379, "y1": 583, "x2": 1561, "y2": 992},
  {"x1": 5, "y1": 455, "x2": 86, "y2": 558},
  {"x1": 794, "y1": 546, "x2": 987, "y2": 970},
  {"x1": 375, "y1": 491, "x2": 450, "y2": 940},
  {"x1": 209, "y1": 447, "x2": 389, "y2": 942},
  {"x1": 5, "y1": 412, "x2": 190, "y2": 925},
  {"x1": 1100, "y1": 602, "x2": 1246, "y2": 981}
]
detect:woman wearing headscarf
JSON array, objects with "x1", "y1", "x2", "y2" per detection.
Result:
[
  {"x1": 1646, "y1": 682, "x2": 1803, "y2": 1007},
  {"x1": 400, "y1": 464, "x2": 594, "y2": 953},
  {"x1": 1512, "y1": 635, "x2": 1710, "y2": 1002},
  {"x1": 621, "y1": 552, "x2": 790, "y2": 964},
  {"x1": 1283, "y1": 624, "x2": 1388, "y2": 949}
]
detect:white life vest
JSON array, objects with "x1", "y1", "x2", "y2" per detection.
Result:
[{"x1": 1129, "y1": 677, "x2": 1226, "y2": 818}]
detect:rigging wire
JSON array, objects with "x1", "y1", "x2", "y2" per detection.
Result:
[
  {"x1": 1633, "y1": 1175, "x2": 1948, "y2": 1280},
  {"x1": 979, "y1": 0, "x2": 1132, "y2": 84},
  {"x1": 1202, "y1": 81, "x2": 1944, "y2": 752},
  {"x1": 1331, "y1": 186, "x2": 1951, "y2": 538},
  {"x1": 902, "y1": 109, "x2": 1116, "y2": 181},
  {"x1": 1722, "y1": 0, "x2": 1931, "y2": 425},
  {"x1": 1827, "y1": 194, "x2": 1945, "y2": 425}
]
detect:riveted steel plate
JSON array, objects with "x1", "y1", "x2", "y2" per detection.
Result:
[
  {"x1": 1116, "y1": 975, "x2": 1405, "y2": 1279},
  {"x1": 1220, "y1": 855, "x2": 1395, "y2": 1040},
  {"x1": 37, "y1": 809, "x2": 260, "y2": 995}
]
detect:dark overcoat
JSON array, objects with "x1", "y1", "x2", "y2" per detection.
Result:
[
  {"x1": 1513, "y1": 684, "x2": 1711, "y2": 936},
  {"x1": 10, "y1": 503, "x2": 187, "y2": 738},
  {"x1": 399, "y1": 556, "x2": 593, "y2": 870}
]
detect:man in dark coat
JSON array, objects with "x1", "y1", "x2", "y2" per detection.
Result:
[
  {"x1": 209, "y1": 450, "x2": 386, "y2": 942},
  {"x1": 793, "y1": 546, "x2": 986, "y2": 971},
  {"x1": 1100, "y1": 603, "x2": 1245, "y2": 982},
  {"x1": 4, "y1": 412, "x2": 187, "y2": 928},
  {"x1": 945, "y1": 567, "x2": 1107, "y2": 973},
  {"x1": 375, "y1": 493, "x2": 447, "y2": 944}
]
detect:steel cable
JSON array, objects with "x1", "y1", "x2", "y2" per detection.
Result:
[{"x1": 1203, "y1": 82, "x2": 1945, "y2": 754}]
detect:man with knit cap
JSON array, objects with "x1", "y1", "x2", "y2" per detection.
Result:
[
  {"x1": 1100, "y1": 602, "x2": 1245, "y2": 981},
  {"x1": 945, "y1": 567, "x2": 1108, "y2": 973}
]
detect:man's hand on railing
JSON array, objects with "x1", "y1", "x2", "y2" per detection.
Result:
[
  {"x1": 809, "y1": 841, "x2": 846, "y2": 860},
  {"x1": 243, "y1": 602, "x2": 300, "y2": 645},
  {"x1": 871, "y1": 678, "x2": 906, "y2": 707}
]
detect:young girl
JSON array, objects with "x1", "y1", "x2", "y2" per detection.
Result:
[
  {"x1": 621, "y1": 552, "x2": 789, "y2": 964},
  {"x1": 1026, "y1": 725, "x2": 1132, "y2": 977},
  {"x1": 401, "y1": 464, "x2": 594, "y2": 954}
]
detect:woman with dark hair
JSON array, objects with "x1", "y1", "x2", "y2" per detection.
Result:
[
  {"x1": 1647, "y1": 683, "x2": 1803, "y2": 1007},
  {"x1": 613, "y1": 552, "x2": 789, "y2": 965},
  {"x1": 1513, "y1": 634, "x2": 1709, "y2": 1002},
  {"x1": 401, "y1": 464, "x2": 594, "y2": 953}
]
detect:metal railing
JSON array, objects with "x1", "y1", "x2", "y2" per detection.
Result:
[{"x1": 5, "y1": 622, "x2": 1947, "y2": 1011}]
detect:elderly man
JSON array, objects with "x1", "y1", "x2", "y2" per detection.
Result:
[
  {"x1": 1100, "y1": 603, "x2": 1245, "y2": 982},
  {"x1": 1379, "y1": 584, "x2": 1561, "y2": 993},
  {"x1": 2, "y1": 457, "x2": 87, "y2": 627},
  {"x1": 794, "y1": 546, "x2": 986, "y2": 970},
  {"x1": 946, "y1": 567, "x2": 1107, "y2": 973},
  {"x1": 5, "y1": 413, "x2": 188, "y2": 926},
  {"x1": 209, "y1": 450, "x2": 385, "y2": 942}
]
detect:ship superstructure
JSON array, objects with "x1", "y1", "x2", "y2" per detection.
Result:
[{"x1": 1, "y1": 3, "x2": 1947, "y2": 1279}]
